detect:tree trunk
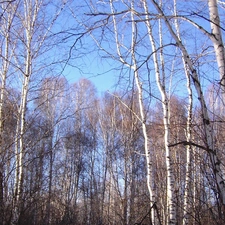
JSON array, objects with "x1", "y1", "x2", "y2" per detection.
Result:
[
  {"x1": 208, "y1": 0, "x2": 225, "y2": 93},
  {"x1": 150, "y1": 0, "x2": 225, "y2": 220},
  {"x1": 173, "y1": 1, "x2": 194, "y2": 223},
  {"x1": 0, "y1": 3, "x2": 17, "y2": 223},
  {"x1": 182, "y1": 63, "x2": 193, "y2": 225},
  {"x1": 130, "y1": 1, "x2": 156, "y2": 222},
  {"x1": 142, "y1": 1, "x2": 177, "y2": 223},
  {"x1": 13, "y1": 1, "x2": 33, "y2": 222},
  {"x1": 13, "y1": 57, "x2": 31, "y2": 225}
]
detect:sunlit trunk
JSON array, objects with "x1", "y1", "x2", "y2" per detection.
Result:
[
  {"x1": 13, "y1": 46, "x2": 31, "y2": 225},
  {"x1": 12, "y1": 1, "x2": 33, "y2": 223},
  {"x1": 173, "y1": 1, "x2": 194, "y2": 223},
  {"x1": 182, "y1": 63, "x2": 193, "y2": 225},
  {"x1": 13, "y1": 52, "x2": 31, "y2": 225},
  {"x1": 142, "y1": 0, "x2": 176, "y2": 223},
  {"x1": 130, "y1": 1, "x2": 156, "y2": 223},
  {"x1": 150, "y1": 0, "x2": 225, "y2": 221},
  {"x1": 0, "y1": 3, "x2": 18, "y2": 224},
  {"x1": 0, "y1": 14, "x2": 9, "y2": 225},
  {"x1": 208, "y1": 0, "x2": 225, "y2": 94}
]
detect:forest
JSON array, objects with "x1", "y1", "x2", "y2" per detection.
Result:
[{"x1": 0, "y1": 0, "x2": 225, "y2": 225}]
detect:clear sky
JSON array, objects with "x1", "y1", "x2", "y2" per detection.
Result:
[{"x1": 64, "y1": 63, "x2": 117, "y2": 94}]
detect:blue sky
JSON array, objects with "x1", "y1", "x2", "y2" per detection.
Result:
[
  {"x1": 57, "y1": 0, "x2": 223, "y2": 103},
  {"x1": 64, "y1": 63, "x2": 117, "y2": 94}
]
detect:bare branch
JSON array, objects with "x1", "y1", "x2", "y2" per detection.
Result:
[{"x1": 168, "y1": 141, "x2": 211, "y2": 152}]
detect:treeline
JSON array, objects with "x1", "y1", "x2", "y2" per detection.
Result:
[
  {"x1": 0, "y1": 76, "x2": 224, "y2": 225},
  {"x1": 0, "y1": 77, "x2": 147, "y2": 224}
]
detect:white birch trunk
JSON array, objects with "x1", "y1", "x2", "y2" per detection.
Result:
[
  {"x1": 142, "y1": 1, "x2": 176, "y2": 224},
  {"x1": 208, "y1": 0, "x2": 225, "y2": 92},
  {"x1": 150, "y1": 0, "x2": 225, "y2": 219},
  {"x1": 16, "y1": 75, "x2": 30, "y2": 199},
  {"x1": 182, "y1": 64, "x2": 193, "y2": 225},
  {"x1": 13, "y1": 1, "x2": 33, "y2": 223},
  {"x1": 173, "y1": 1, "x2": 193, "y2": 223},
  {"x1": 12, "y1": 49, "x2": 31, "y2": 225},
  {"x1": 10, "y1": 1, "x2": 67, "y2": 224},
  {"x1": 109, "y1": 0, "x2": 156, "y2": 222},
  {"x1": 0, "y1": 5, "x2": 13, "y2": 224},
  {"x1": 130, "y1": 3, "x2": 155, "y2": 223},
  {"x1": 13, "y1": 39, "x2": 31, "y2": 225}
]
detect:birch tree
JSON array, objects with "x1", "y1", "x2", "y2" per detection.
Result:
[
  {"x1": 104, "y1": 1, "x2": 157, "y2": 222},
  {"x1": 12, "y1": 1, "x2": 44, "y2": 221},
  {"x1": 76, "y1": 0, "x2": 180, "y2": 223},
  {"x1": 9, "y1": 1, "x2": 68, "y2": 223},
  {"x1": 173, "y1": 2, "x2": 194, "y2": 223},
  {"x1": 129, "y1": 2, "x2": 157, "y2": 223},
  {"x1": 149, "y1": 0, "x2": 225, "y2": 222},
  {"x1": 208, "y1": 0, "x2": 225, "y2": 94},
  {"x1": 140, "y1": 1, "x2": 177, "y2": 223},
  {"x1": 182, "y1": 60, "x2": 193, "y2": 225},
  {"x1": 98, "y1": 94, "x2": 121, "y2": 224},
  {"x1": 0, "y1": 2, "x2": 18, "y2": 224}
]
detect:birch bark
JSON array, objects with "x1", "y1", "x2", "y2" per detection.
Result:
[
  {"x1": 150, "y1": 0, "x2": 225, "y2": 220},
  {"x1": 173, "y1": 1, "x2": 193, "y2": 223},
  {"x1": 130, "y1": 1, "x2": 156, "y2": 223},
  {"x1": 12, "y1": 1, "x2": 67, "y2": 223},
  {"x1": 182, "y1": 61, "x2": 193, "y2": 225},
  {"x1": 0, "y1": 3, "x2": 17, "y2": 224},
  {"x1": 208, "y1": 0, "x2": 225, "y2": 93},
  {"x1": 109, "y1": 0, "x2": 156, "y2": 222},
  {"x1": 13, "y1": 0, "x2": 33, "y2": 220},
  {"x1": 142, "y1": 0, "x2": 176, "y2": 224}
]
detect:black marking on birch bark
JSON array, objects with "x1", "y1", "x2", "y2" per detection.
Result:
[
  {"x1": 220, "y1": 180, "x2": 225, "y2": 185},
  {"x1": 203, "y1": 118, "x2": 210, "y2": 125},
  {"x1": 215, "y1": 168, "x2": 219, "y2": 173},
  {"x1": 191, "y1": 76, "x2": 200, "y2": 86},
  {"x1": 219, "y1": 79, "x2": 225, "y2": 86},
  {"x1": 215, "y1": 159, "x2": 221, "y2": 166}
]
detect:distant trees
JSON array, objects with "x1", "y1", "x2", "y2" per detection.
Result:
[{"x1": 0, "y1": 0, "x2": 69, "y2": 224}]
